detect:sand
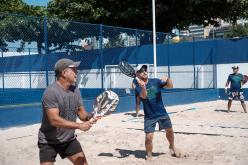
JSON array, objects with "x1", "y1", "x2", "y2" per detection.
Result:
[{"x1": 1, "y1": 100, "x2": 248, "y2": 165}]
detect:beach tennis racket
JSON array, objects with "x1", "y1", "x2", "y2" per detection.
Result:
[
  {"x1": 118, "y1": 60, "x2": 137, "y2": 79},
  {"x1": 90, "y1": 90, "x2": 119, "y2": 122}
]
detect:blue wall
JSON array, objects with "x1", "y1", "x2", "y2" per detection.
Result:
[
  {"x1": 1, "y1": 38, "x2": 248, "y2": 73},
  {"x1": 1, "y1": 38, "x2": 248, "y2": 128},
  {"x1": 0, "y1": 89, "x2": 219, "y2": 129}
]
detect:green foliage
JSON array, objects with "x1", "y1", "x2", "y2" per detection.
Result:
[
  {"x1": 0, "y1": 14, "x2": 44, "y2": 53},
  {"x1": 47, "y1": 0, "x2": 248, "y2": 32},
  {"x1": 0, "y1": 0, "x2": 46, "y2": 16},
  {"x1": 47, "y1": 0, "x2": 108, "y2": 23},
  {"x1": 1, "y1": 0, "x2": 248, "y2": 53},
  {"x1": 0, "y1": 0, "x2": 47, "y2": 52},
  {"x1": 224, "y1": 23, "x2": 248, "y2": 38}
]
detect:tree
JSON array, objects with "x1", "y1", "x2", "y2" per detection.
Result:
[
  {"x1": 47, "y1": 0, "x2": 248, "y2": 32},
  {"x1": 224, "y1": 23, "x2": 248, "y2": 38},
  {"x1": 0, "y1": 0, "x2": 45, "y2": 16},
  {"x1": 0, "y1": 0, "x2": 46, "y2": 53},
  {"x1": 47, "y1": 0, "x2": 108, "y2": 23},
  {"x1": 1, "y1": 0, "x2": 248, "y2": 53}
]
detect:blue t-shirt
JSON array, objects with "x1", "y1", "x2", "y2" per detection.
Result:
[
  {"x1": 227, "y1": 73, "x2": 243, "y2": 92},
  {"x1": 135, "y1": 78, "x2": 167, "y2": 119}
]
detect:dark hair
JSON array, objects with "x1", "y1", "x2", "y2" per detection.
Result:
[{"x1": 55, "y1": 70, "x2": 62, "y2": 79}]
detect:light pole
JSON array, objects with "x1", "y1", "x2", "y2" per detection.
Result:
[{"x1": 152, "y1": 0, "x2": 157, "y2": 78}]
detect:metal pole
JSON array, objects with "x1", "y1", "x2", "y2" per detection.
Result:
[
  {"x1": 193, "y1": 37, "x2": 196, "y2": 88},
  {"x1": 135, "y1": 29, "x2": 138, "y2": 46},
  {"x1": 99, "y1": 24, "x2": 104, "y2": 90},
  {"x1": 152, "y1": 0, "x2": 157, "y2": 78},
  {"x1": 1, "y1": 50, "x2": 4, "y2": 91},
  {"x1": 167, "y1": 36, "x2": 170, "y2": 78},
  {"x1": 213, "y1": 40, "x2": 217, "y2": 88},
  {"x1": 44, "y1": 16, "x2": 49, "y2": 87},
  {"x1": 213, "y1": 27, "x2": 215, "y2": 40},
  {"x1": 28, "y1": 48, "x2": 32, "y2": 89}
]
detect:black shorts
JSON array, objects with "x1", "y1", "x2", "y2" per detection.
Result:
[{"x1": 38, "y1": 139, "x2": 82, "y2": 163}]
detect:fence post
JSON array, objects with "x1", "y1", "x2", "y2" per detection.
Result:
[
  {"x1": 135, "y1": 29, "x2": 138, "y2": 46},
  {"x1": 44, "y1": 16, "x2": 49, "y2": 87},
  {"x1": 212, "y1": 40, "x2": 217, "y2": 88},
  {"x1": 28, "y1": 48, "x2": 32, "y2": 89},
  {"x1": 99, "y1": 24, "x2": 104, "y2": 90},
  {"x1": 1, "y1": 50, "x2": 4, "y2": 91},
  {"x1": 193, "y1": 37, "x2": 196, "y2": 88}
]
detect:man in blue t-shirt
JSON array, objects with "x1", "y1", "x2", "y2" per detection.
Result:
[
  {"x1": 225, "y1": 65, "x2": 246, "y2": 113},
  {"x1": 134, "y1": 65, "x2": 183, "y2": 160}
]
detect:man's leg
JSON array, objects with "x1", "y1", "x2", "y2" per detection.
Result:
[
  {"x1": 145, "y1": 132, "x2": 154, "y2": 160},
  {"x1": 67, "y1": 151, "x2": 88, "y2": 165},
  {"x1": 227, "y1": 100, "x2": 232, "y2": 112},
  {"x1": 135, "y1": 95, "x2": 140, "y2": 117},
  {"x1": 166, "y1": 128, "x2": 181, "y2": 157},
  {"x1": 241, "y1": 101, "x2": 247, "y2": 113},
  {"x1": 135, "y1": 104, "x2": 140, "y2": 117},
  {"x1": 239, "y1": 92, "x2": 247, "y2": 113},
  {"x1": 64, "y1": 139, "x2": 87, "y2": 165}
]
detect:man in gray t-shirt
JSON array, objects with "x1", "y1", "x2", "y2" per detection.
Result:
[{"x1": 38, "y1": 58, "x2": 97, "y2": 165}]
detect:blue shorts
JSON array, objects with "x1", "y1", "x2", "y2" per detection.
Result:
[{"x1": 144, "y1": 115, "x2": 172, "y2": 133}]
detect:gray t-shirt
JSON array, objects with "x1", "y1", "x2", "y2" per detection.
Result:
[{"x1": 38, "y1": 82, "x2": 83, "y2": 144}]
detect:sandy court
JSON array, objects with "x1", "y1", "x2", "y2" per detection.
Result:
[{"x1": 0, "y1": 100, "x2": 248, "y2": 165}]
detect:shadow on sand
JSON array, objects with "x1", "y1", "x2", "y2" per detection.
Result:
[{"x1": 98, "y1": 148, "x2": 165, "y2": 159}]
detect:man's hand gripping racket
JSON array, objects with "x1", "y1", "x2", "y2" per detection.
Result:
[{"x1": 89, "y1": 90, "x2": 119, "y2": 123}]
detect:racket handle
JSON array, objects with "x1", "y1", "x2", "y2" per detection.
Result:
[
  {"x1": 89, "y1": 114, "x2": 102, "y2": 124},
  {"x1": 89, "y1": 116, "x2": 97, "y2": 124},
  {"x1": 89, "y1": 118, "x2": 94, "y2": 123}
]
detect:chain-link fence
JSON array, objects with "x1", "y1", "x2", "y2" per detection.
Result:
[{"x1": 0, "y1": 13, "x2": 226, "y2": 91}]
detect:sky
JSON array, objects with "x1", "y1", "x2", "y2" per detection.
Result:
[{"x1": 24, "y1": 0, "x2": 50, "y2": 7}]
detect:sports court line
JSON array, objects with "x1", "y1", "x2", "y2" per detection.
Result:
[
  {"x1": 173, "y1": 131, "x2": 248, "y2": 138},
  {"x1": 126, "y1": 128, "x2": 248, "y2": 138},
  {"x1": 0, "y1": 103, "x2": 41, "y2": 109},
  {"x1": 121, "y1": 117, "x2": 143, "y2": 122},
  {"x1": 6, "y1": 134, "x2": 33, "y2": 141},
  {"x1": 121, "y1": 107, "x2": 198, "y2": 122},
  {"x1": 168, "y1": 107, "x2": 197, "y2": 114},
  {"x1": 180, "y1": 124, "x2": 248, "y2": 130}
]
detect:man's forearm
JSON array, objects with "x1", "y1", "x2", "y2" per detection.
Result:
[
  {"x1": 225, "y1": 81, "x2": 229, "y2": 88},
  {"x1": 77, "y1": 106, "x2": 93, "y2": 121},
  {"x1": 49, "y1": 116, "x2": 80, "y2": 129}
]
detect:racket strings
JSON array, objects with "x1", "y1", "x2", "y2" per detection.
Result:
[
  {"x1": 119, "y1": 61, "x2": 136, "y2": 78},
  {"x1": 93, "y1": 91, "x2": 119, "y2": 117}
]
